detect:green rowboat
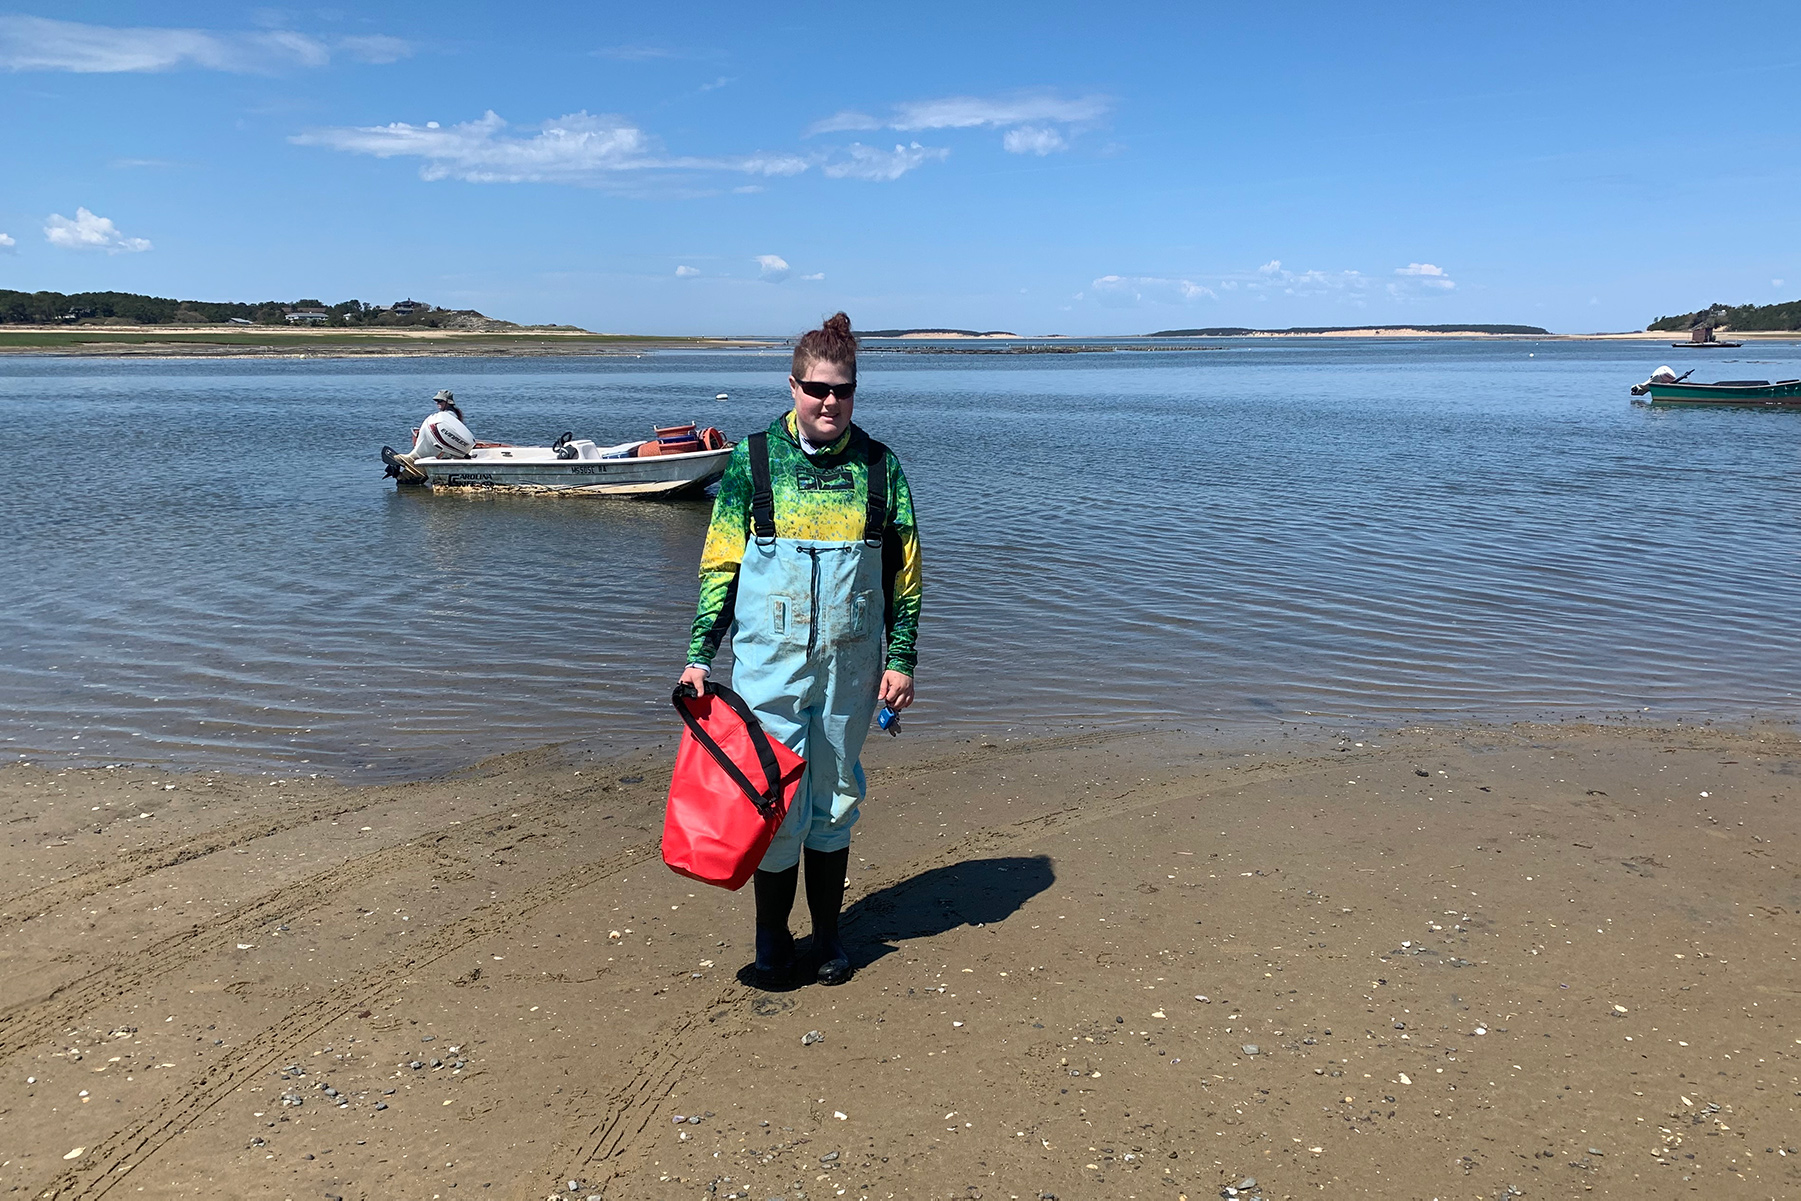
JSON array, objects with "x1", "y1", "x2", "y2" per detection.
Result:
[{"x1": 1638, "y1": 378, "x2": 1801, "y2": 407}]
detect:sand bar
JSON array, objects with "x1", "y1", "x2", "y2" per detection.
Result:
[{"x1": 2, "y1": 722, "x2": 1798, "y2": 1199}]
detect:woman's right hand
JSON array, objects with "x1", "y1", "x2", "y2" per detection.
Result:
[{"x1": 678, "y1": 665, "x2": 711, "y2": 697}]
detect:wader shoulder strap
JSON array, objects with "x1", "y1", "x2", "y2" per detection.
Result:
[
  {"x1": 863, "y1": 437, "x2": 889, "y2": 547},
  {"x1": 747, "y1": 432, "x2": 775, "y2": 542}
]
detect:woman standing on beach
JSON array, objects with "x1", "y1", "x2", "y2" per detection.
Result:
[{"x1": 678, "y1": 312, "x2": 923, "y2": 986}]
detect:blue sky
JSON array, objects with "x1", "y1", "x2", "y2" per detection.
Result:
[{"x1": 2, "y1": 2, "x2": 1798, "y2": 334}]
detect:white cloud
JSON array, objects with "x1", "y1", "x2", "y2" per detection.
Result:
[
  {"x1": 1775, "y1": 278, "x2": 1786, "y2": 289},
  {"x1": 892, "y1": 93, "x2": 1109, "y2": 129},
  {"x1": 1002, "y1": 126, "x2": 1067, "y2": 156},
  {"x1": 43, "y1": 208, "x2": 151, "y2": 253},
  {"x1": 1394, "y1": 262, "x2": 1454, "y2": 290},
  {"x1": 732, "y1": 152, "x2": 812, "y2": 177},
  {"x1": 755, "y1": 255, "x2": 791, "y2": 282},
  {"x1": 675, "y1": 265, "x2": 700, "y2": 277},
  {"x1": 1231, "y1": 259, "x2": 1369, "y2": 297},
  {"x1": 0, "y1": 232, "x2": 14, "y2": 252},
  {"x1": 0, "y1": 15, "x2": 407, "y2": 73},
  {"x1": 799, "y1": 272, "x2": 825, "y2": 281},
  {"x1": 1090, "y1": 274, "x2": 1215, "y2": 307},
  {"x1": 809, "y1": 110, "x2": 884, "y2": 134},
  {"x1": 294, "y1": 110, "x2": 810, "y2": 185},
  {"x1": 814, "y1": 92, "x2": 1109, "y2": 134},
  {"x1": 1390, "y1": 262, "x2": 1455, "y2": 293},
  {"x1": 822, "y1": 141, "x2": 948, "y2": 181},
  {"x1": 808, "y1": 91, "x2": 1108, "y2": 154},
  {"x1": 1180, "y1": 258, "x2": 1446, "y2": 301},
  {"x1": 1107, "y1": 259, "x2": 1375, "y2": 303}
]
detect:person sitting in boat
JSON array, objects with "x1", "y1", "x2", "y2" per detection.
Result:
[{"x1": 385, "y1": 390, "x2": 474, "y2": 481}]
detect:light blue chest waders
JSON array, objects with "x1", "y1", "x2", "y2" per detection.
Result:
[{"x1": 729, "y1": 433, "x2": 889, "y2": 872}]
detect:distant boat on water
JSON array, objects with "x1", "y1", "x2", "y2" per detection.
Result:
[
  {"x1": 1631, "y1": 366, "x2": 1801, "y2": 407},
  {"x1": 1672, "y1": 324, "x2": 1742, "y2": 349}
]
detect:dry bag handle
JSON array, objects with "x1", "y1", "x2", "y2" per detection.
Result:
[{"x1": 672, "y1": 682, "x2": 786, "y2": 817}]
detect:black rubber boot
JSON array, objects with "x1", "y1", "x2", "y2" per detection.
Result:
[
  {"x1": 752, "y1": 866, "x2": 798, "y2": 988},
  {"x1": 805, "y1": 846, "x2": 852, "y2": 985}
]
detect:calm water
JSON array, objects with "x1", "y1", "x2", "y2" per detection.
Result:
[{"x1": 4, "y1": 339, "x2": 1799, "y2": 778}]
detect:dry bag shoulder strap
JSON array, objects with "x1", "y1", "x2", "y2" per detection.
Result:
[
  {"x1": 747, "y1": 432, "x2": 775, "y2": 543},
  {"x1": 671, "y1": 682, "x2": 784, "y2": 816},
  {"x1": 862, "y1": 436, "x2": 889, "y2": 548}
]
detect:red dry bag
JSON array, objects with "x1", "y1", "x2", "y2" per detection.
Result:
[{"x1": 662, "y1": 683, "x2": 806, "y2": 890}]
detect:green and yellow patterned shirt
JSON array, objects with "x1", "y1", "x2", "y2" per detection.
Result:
[{"x1": 688, "y1": 412, "x2": 922, "y2": 675}]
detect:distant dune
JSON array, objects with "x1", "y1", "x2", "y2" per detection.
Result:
[
  {"x1": 857, "y1": 328, "x2": 1019, "y2": 338},
  {"x1": 1149, "y1": 323, "x2": 1551, "y2": 336}
]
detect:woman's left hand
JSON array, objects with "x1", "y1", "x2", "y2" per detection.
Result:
[{"x1": 878, "y1": 670, "x2": 915, "y2": 713}]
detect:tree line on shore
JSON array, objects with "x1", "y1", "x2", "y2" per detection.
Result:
[
  {"x1": 0, "y1": 290, "x2": 487, "y2": 328},
  {"x1": 1648, "y1": 299, "x2": 1801, "y2": 333}
]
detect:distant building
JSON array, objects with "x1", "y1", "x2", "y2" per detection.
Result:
[
  {"x1": 285, "y1": 310, "x2": 329, "y2": 325},
  {"x1": 390, "y1": 298, "x2": 429, "y2": 316}
]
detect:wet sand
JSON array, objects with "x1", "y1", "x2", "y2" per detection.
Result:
[{"x1": 2, "y1": 722, "x2": 1798, "y2": 1200}]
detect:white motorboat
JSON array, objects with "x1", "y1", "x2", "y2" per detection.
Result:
[{"x1": 382, "y1": 425, "x2": 732, "y2": 497}]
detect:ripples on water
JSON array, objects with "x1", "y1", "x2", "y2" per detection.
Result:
[{"x1": 2, "y1": 339, "x2": 1798, "y2": 777}]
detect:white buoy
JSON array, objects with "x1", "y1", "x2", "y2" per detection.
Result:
[{"x1": 715, "y1": 392, "x2": 729, "y2": 401}]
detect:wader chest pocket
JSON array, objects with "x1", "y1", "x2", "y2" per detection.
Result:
[
  {"x1": 851, "y1": 590, "x2": 877, "y2": 638},
  {"x1": 769, "y1": 596, "x2": 789, "y2": 635}
]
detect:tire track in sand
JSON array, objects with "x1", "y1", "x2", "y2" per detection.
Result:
[
  {"x1": 0, "y1": 742, "x2": 667, "y2": 925},
  {"x1": 0, "y1": 838, "x2": 421, "y2": 1066},
  {"x1": 0, "y1": 795, "x2": 385, "y2": 925},
  {"x1": 32, "y1": 839, "x2": 660, "y2": 1201},
  {"x1": 0, "y1": 773, "x2": 659, "y2": 1065}
]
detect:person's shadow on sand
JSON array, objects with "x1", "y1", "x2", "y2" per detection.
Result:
[{"x1": 740, "y1": 855, "x2": 1056, "y2": 990}]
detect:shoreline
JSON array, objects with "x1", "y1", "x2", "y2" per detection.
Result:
[
  {"x1": 0, "y1": 326, "x2": 778, "y2": 359},
  {"x1": 3, "y1": 718, "x2": 1797, "y2": 1199},
  {"x1": 2, "y1": 325, "x2": 1796, "y2": 359}
]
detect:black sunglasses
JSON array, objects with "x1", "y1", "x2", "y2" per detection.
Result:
[{"x1": 792, "y1": 376, "x2": 857, "y2": 401}]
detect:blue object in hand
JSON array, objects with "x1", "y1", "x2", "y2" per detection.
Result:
[{"x1": 877, "y1": 706, "x2": 900, "y2": 736}]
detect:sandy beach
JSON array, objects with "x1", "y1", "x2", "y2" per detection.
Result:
[{"x1": 2, "y1": 721, "x2": 1797, "y2": 1200}]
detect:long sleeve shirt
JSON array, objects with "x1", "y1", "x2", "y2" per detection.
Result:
[{"x1": 687, "y1": 412, "x2": 923, "y2": 675}]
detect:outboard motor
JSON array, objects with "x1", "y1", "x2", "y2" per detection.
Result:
[
  {"x1": 418, "y1": 410, "x2": 475, "y2": 458},
  {"x1": 1631, "y1": 365, "x2": 1686, "y2": 397}
]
